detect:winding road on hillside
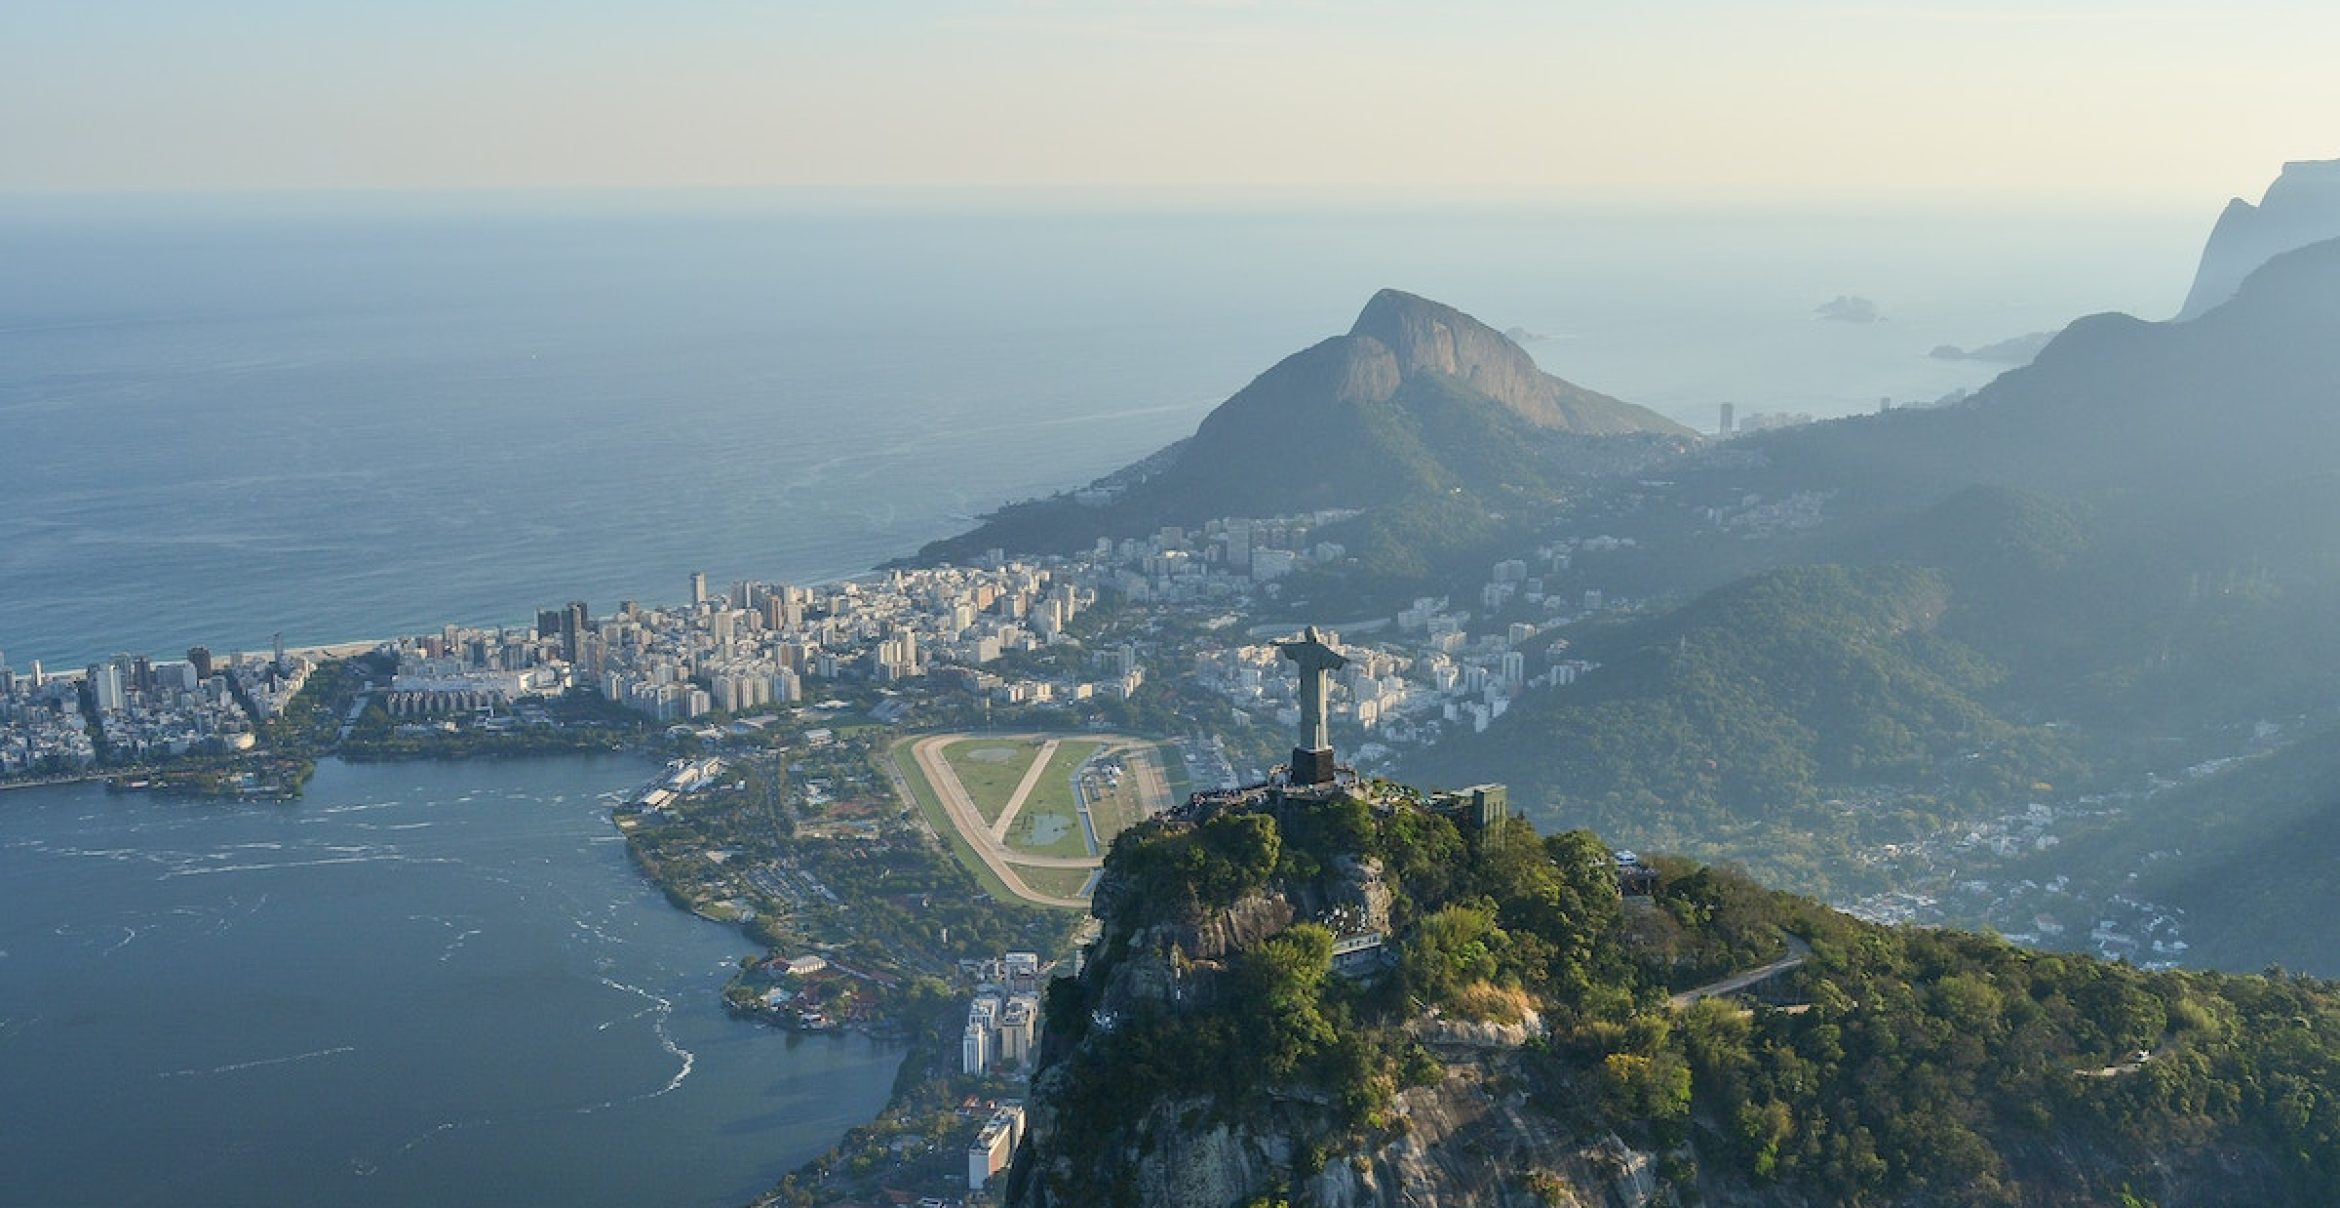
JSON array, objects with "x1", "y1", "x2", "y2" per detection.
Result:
[{"x1": 1669, "y1": 933, "x2": 1813, "y2": 1010}]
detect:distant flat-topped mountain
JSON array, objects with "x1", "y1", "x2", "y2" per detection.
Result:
[
  {"x1": 918, "y1": 290, "x2": 1691, "y2": 563},
  {"x1": 2177, "y1": 157, "x2": 2340, "y2": 319}
]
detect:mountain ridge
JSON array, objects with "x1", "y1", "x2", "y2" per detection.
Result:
[
  {"x1": 2177, "y1": 157, "x2": 2340, "y2": 319},
  {"x1": 916, "y1": 290, "x2": 1692, "y2": 565},
  {"x1": 1393, "y1": 231, "x2": 2340, "y2": 959}
]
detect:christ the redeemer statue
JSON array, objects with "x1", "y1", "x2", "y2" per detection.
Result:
[{"x1": 1278, "y1": 626, "x2": 1347, "y2": 785}]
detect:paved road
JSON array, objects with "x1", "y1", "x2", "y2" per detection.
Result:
[
  {"x1": 905, "y1": 735, "x2": 1095, "y2": 909},
  {"x1": 1669, "y1": 933, "x2": 1813, "y2": 1010}
]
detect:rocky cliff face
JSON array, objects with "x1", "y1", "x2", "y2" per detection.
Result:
[
  {"x1": 1018, "y1": 1051, "x2": 1636, "y2": 1208},
  {"x1": 1302, "y1": 1059, "x2": 1631, "y2": 1208},
  {"x1": 1344, "y1": 289, "x2": 1684, "y2": 436},
  {"x1": 1182, "y1": 290, "x2": 1688, "y2": 457},
  {"x1": 1009, "y1": 850, "x2": 1628, "y2": 1208},
  {"x1": 2177, "y1": 158, "x2": 2340, "y2": 319}
]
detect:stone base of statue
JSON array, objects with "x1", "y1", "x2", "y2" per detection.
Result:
[{"x1": 1290, "y1": 746, "x2": 1337, "y2": 786}]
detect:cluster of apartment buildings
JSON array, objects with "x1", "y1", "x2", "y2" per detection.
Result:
[
  {"x1": 960, "y1": 951, "x2": 1045, "y2": 1076},
  {"x1": 1173, "y1": 535, "x2": 1649, "y2": 765},
  {"x1": 4, "y1": 497, "x2": 1646, "y2": 790},
  {"x1": 366, "y1": 511, "x2": 1366, "y2": 728},
  {"x1": 0, "y1": 643, "x2": 307, "y2": 776},
  {"x1": 373, "y1": 557, "x2": 1127, "y2": 724},
  {"x1": 1078, "y1": 511, "x2": 1359, "y2": 607},
  {"x1": 1191, "y1": 612, "x2": 1584, "y2": 762},
  {"x1": 3, "y1": 509, "x2": 1360, "y2": 773}
]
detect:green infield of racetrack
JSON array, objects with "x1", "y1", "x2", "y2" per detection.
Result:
[
  {"x1": 1004, "y1": 740, "x2": 1104, "y2": 860},
  {"x1": 939, "y1": 737, "x2": 1045, "y2": 826}
]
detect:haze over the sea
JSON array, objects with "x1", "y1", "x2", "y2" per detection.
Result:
[{"x1": 0, "y1": 196, "x2": 2201, "y2": 669}]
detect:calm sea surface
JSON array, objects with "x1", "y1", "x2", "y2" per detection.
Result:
[
  {"x1": 0, "y1": 197, "x2": 2206, "y2": 669},
  {"x1": 0, "y1": 756, "x2": 899, "y2": 1208}
]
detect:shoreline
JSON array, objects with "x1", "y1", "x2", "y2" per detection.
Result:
[
  {"x1": 0, "y1": 771, "x2": 112, "y2": 793},
  {"x1": 11, "y1": 548, "x2": 925, "y2": 676},
  {"x1": 13, "y1": 545, "x2": 899, "y2": 673}
]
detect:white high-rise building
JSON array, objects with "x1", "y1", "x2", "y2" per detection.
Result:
[
  {"x1": 93, "y1": 664, "x2": 126, "y2": 713},
  {"x1": 961, "y1": 1020, "x2": 989, "y2": 1075}
]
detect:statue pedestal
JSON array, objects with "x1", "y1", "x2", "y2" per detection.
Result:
[{"x1": 1290, "y1": 746, "x2": 1337, "y2": 786}]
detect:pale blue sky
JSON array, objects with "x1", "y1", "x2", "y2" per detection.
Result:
[{"x1": 3, "y1": 0, "x2": 2333, "y2": 203}]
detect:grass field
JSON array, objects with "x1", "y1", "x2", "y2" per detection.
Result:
[
  {"x1": 1018, "y1": 865, "x2": 1100, "y2": 901},
  {"x1": 1005, "y1": 740, "x2": 1103, "y2": 860},
  {"x1": 940, "y1": 738, "x2": 1043, "y2": 826},
  {"x1": 884, "y1": 740, "x2": 1023, "y2": 905}
]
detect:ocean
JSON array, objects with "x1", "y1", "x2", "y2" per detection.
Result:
[
  {"x1": 0, "y1": 195, "x2": 2204, "y2": 669},
  {"x1": 0, "y1": 756, "x2": 899, "y2": 1208}
]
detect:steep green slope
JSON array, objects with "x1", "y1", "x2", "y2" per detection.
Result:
[
  {"x1": 2029, "y1": 729, "x2": 2340, "y2": 975},
  {"x1": 1011, "y1": 785, "x2": 2340, "y2": 1208},
  {"x1": 1409, "y1": 564, "x2": 2072, "y2": 882},
  {"x1": 1412, "y1": 239, "x2": 2340, "y2": 910}
]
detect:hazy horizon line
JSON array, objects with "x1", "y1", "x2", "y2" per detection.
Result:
[{"x1": 0, "y1": 183, "x2": 2221, "y2": 222}]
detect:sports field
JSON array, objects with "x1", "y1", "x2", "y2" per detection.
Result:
[{"x1": 891, "y1": 731, "x2": 1174, "y2": 907}]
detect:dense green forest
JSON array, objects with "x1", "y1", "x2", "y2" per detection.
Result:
[
  {"x1": 1410, "y1": 563, "x2": 2079, "y2": 887},
  {"x1": 1018, "y1": 787, "x2": 2340, "y2": 1207}
]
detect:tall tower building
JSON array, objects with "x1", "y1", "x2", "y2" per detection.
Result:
[
  {"x1": 1718, "y1": 402, "x2": 1736, "y2": 435},
  {"x1": 562, "y1": 601, "x2": 590, "y2": 662},
  {"x1": 187, "y1": 646, "x2": 214, "y2": 679},
  {"x1": 690, "y1": 571, "x2": 709, "y2": 608}
]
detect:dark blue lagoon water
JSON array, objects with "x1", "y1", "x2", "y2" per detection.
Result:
[
  {"x1": 0, "y1": 197, "x2": 2206, "y2": 669},
  {"x1": 0, "y1": 756, "x2": 898, "y2": 1208}
]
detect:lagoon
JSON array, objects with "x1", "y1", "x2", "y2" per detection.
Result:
[{"x1": 0, "y1": 755, "x2": 897, "y2": 1208}]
